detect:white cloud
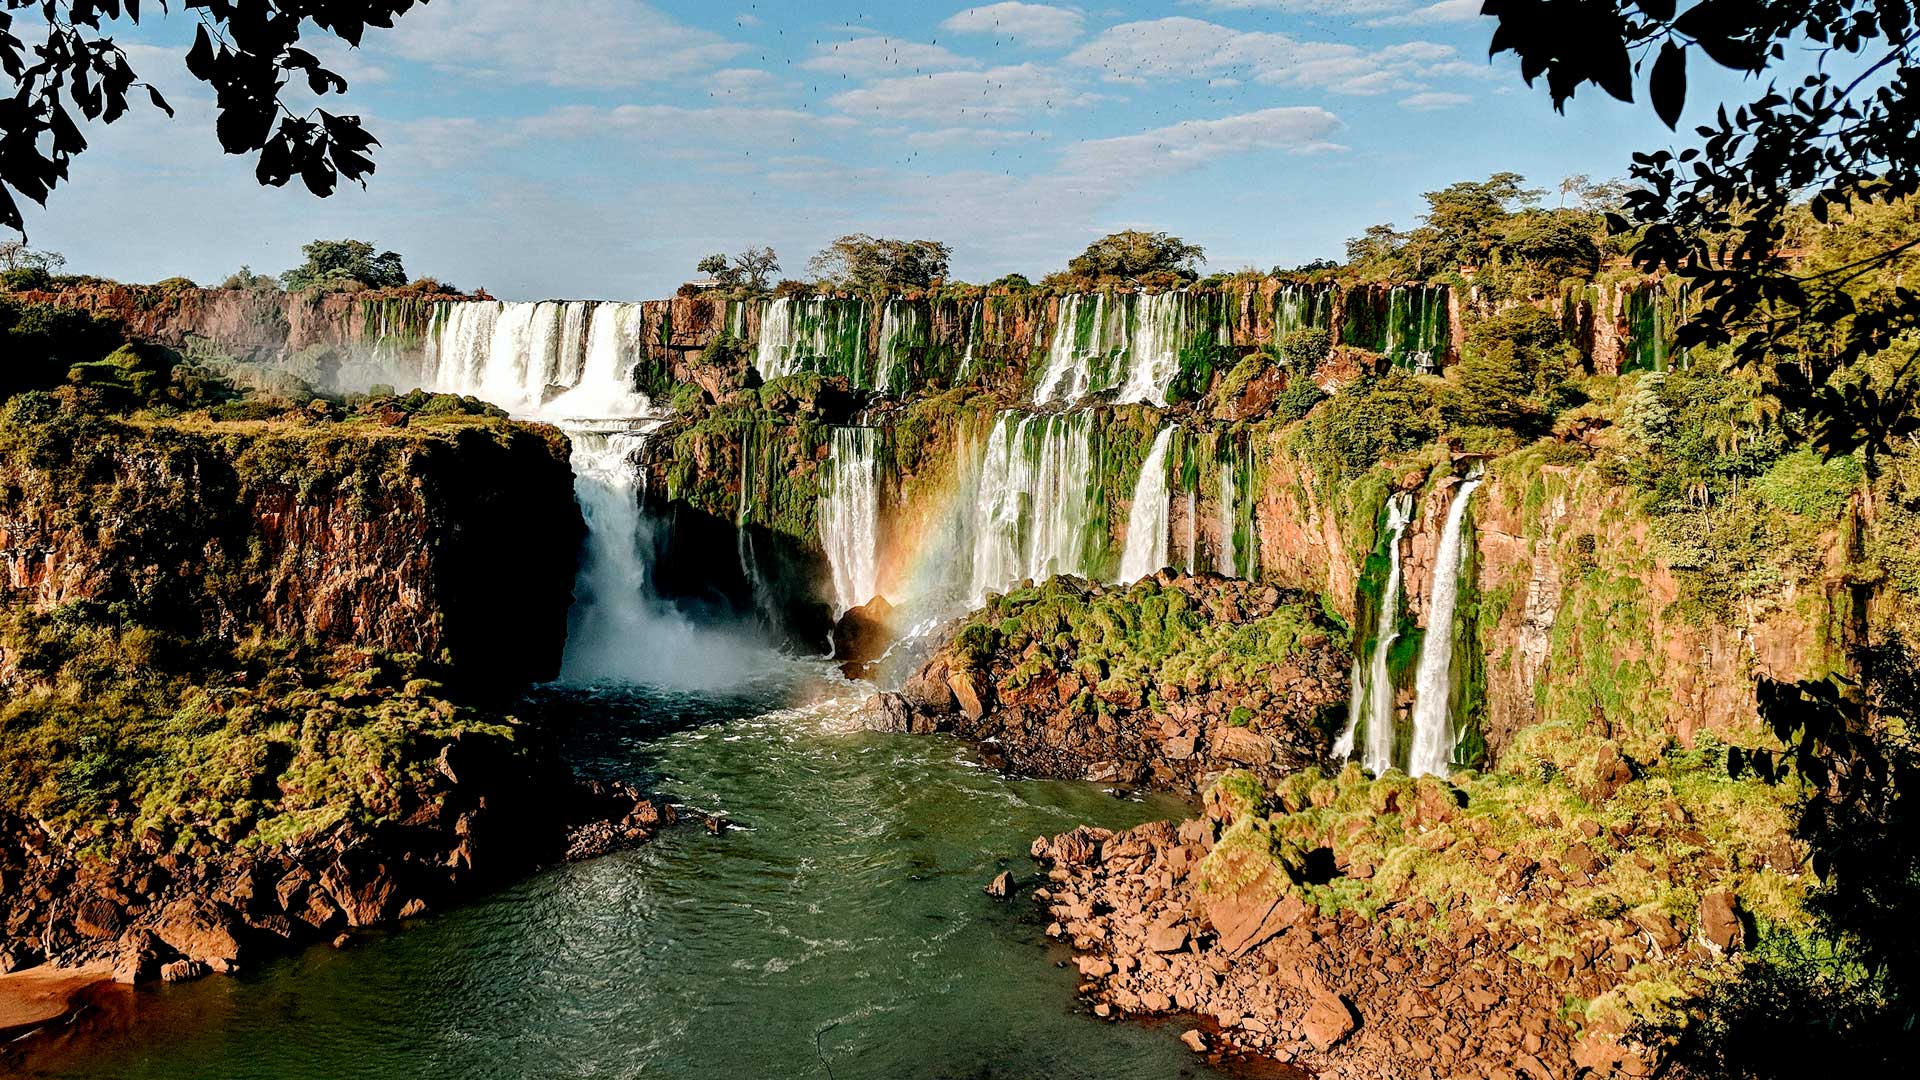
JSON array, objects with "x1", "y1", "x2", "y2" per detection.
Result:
[
  {"x1": 379, "y1": 0, "x2": 743, "y2": 88},
  {"x1": 1367, "y1": 0, "x2": 1481, "y2": 27},
  {"x1": 1398, "y1": 90, "x2": 1470, "y2": 110},
  {"x1": 830, "y1": 63, "x2": 1098, "y2": 123},
  {"x1": 1188, "y1": 0, "x2": 1415, "y2": 13},
  {"x1": 1058, "y1": 106, "x2": 1344, "y2": 183},
  {"x1": 800, "y1": 37, "x2": 980, "y2": 77},
  {"x1": 903, "y1": 127, "x2": 1050, "y2": 148},
  {"x1": 940, "y1": 3, "x2": 1087, "y2": 47},
  {"x1": 704, "y1": 68, "x2": 785, "y2": 103},
  {"x1": 1066, "y1": 17, "x2": 1457, "y2": 95}
]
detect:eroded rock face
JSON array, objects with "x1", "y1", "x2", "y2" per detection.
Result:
[
  {"x1": 0, "y1": 416, "x2": 581, "y2": 694},
  {"x1": 890, "y1": 573, "x2": 1350, "y2": 793}
]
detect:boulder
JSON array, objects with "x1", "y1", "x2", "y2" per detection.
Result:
[
  {"x1": 320, "y1": 851, "x2": 399, "y2": 927},
  {"x1": 72, "y1": 895, "x2": 126, "y2": 940},
  {"x1": 948, "y1": 670, "x2": 989, "y2": 721},
  {"x1": 1214, "y1": 727, "x2": 1274, "y2": 766},
  {"x1": 984, "y1": 871, "x2": 1013, "y2": 899},
  {"x1": 1698, "y1": 890, "x2": 1744, "y2": 953},
  {"x1": 112, "y1": 929, "x2": 170, "y2": 985},
  {"x1": 1180, "y1": 1029, "x2": 1208, "y2": 1053},
  {"x1": 1146, "y1": 920, "x2": 1189, "y2": 954},
  {"x1": 856, "y1": 692, "x2": 915, "y2": 734},
  {"x1": 152, "y1": 898, "x2": 244, "y2": 973},
  {"x1": 831, "y1": 596, "x2": 896, "y2": 680},
  {"x1": 1206, "y1": 872, "x2": 1308, "y2": 957},
  {"x1": 160, "y1": 959, "x2": 207, "y2": 983},
  {"x1": 1302, "y1": 989, "x2": 1357, "y2": 1051}
]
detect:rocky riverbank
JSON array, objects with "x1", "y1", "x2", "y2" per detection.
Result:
[
  {"x1": 864, "y1": 573, "x2": 1351, "y2": 792},
  {"x1": 1022, "y1": 747, "x2": 1793, "y2": 1079}
]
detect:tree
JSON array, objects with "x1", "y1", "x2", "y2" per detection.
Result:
[
  {"x1": 280, "y1": 239, "x2": 406, "y2": 292},
  {"x1": 808, "y1": 235, "x2": 950, "y2": 292},
  {"x1": 1, "y1": 2, "x2": 427, "y2": 234},
  {"x1": 1066, "y1": 230, "x2": 1205, "y2": 282},
  {"x1": 696, "y1": 253, "x2": 734, "y2": 282},
  {"x1": 0, "y1": 240, "x2": 64, "y2": 273},
  {"x1": 1485, "y1": 0, "x2": 1920, "y2": 474},
  {"x1": 733, "y1": 246, "x2": 779, "y2": 290}
]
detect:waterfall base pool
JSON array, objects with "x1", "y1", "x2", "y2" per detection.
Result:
[{"x1": 10, "y1": 666, "x2": 1231, "y2": 1080}]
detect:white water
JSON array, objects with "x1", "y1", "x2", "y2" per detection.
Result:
[
  {"x1": 1216, "y1": 460, "x2": 1238, "y2": 577},
  {"x1": 875, "y1": 300, "x2": 923, "y2": 393},
  {"x1": 545, "y1": 304, "x2": 653, "y2": 419},
  {"x1": 560, "y1": 424, "x2": 766, "y2": 690},
  {"x1": 968, "y1": 412, "x2": 1097, "y2": 603},
  {"x1": 1409, "y1": 474, "x2": 1483, "y2": 778},
  {"x1": 819, "y1": 427, "x2": 883, "y2": 615},
  {"x1": 1333, "y1": 492, "x2": 1416, "y2": 774},
  {"x1": 1033, "y1": 292, "x2": 1224, "y2": 407},
  {"x1": 1118, "y1": 427, "x2": 1176, "y2": 583},
  {"x1": 754, "y1": 297, "x2": 870, "y2": 385},
  {"x1": 422, "y1": 299, "x2": 639, "y2": 414}
]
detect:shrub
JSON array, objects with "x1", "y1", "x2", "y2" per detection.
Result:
[
  {"x1": 1275, "y1": 375, "x2": 1327, "y2": 421},
  {"x1": 1278, "y1": 327, "x2": 1332, "y2": 367},
  {"x1": 1296, "y1": 370, "x2": 1439, "y2": 479}
]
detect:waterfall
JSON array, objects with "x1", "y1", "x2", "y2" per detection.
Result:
[
  {"x1": 1333, "y1": 492, "x2": 1415, "y2": 774},
  {"x1": 754, "y1": 297, "x2": 871, "y2": 387},
  {"x1": 1273, "y1": 283, "x2": 1331, "y2": 339},
  {"x1": 1409, "y1": 474, "x2": 1483, "y2": 778},
  {"x1": 1033, "y1": 292, "x2": 1223, "y2": 407},
  {"x1": 560, "y1": 423, "x2": 764, "y2": 689},
  {"x1": 1216, "y1": 462, "x2": 1237, "y2": 577},
  {"x1": 968, "y1": 411, "x2": 1098, "y2": 602},
  {"x1": 875, "y1": 300, "x2": 925, "y2": 393},
  {"x1": 423, "y1": 299, "x2": 614, "y2": 412},
  {"x1": 544, "y1": 304, "x2": 651, "y2": 419},
  {"x1": 819, "y1": 427, "x2": 882, "y2": 615},
  {"x1": 1118, "y1": 427, "x2": 1176, "y2": 582}
]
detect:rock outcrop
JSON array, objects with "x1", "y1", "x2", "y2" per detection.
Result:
[
  {"x1": 885, "y1": 573, "x2": 1350, "y2": 792},
  {"x1": 0, "y1": 412, "x2": 581, "y2": 693}
]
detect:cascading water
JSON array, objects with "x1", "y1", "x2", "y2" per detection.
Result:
[
  {"x1": 875, "y1": 300, "x2": 926, "y2": 393},
  {"x1": 1118, "y1": 427, "x2": 1176, "y2": 582},
  {"x1": 1333, "y1": 492, "x2": 1415, "y2": 774},
  {"x1": 1216, "y1": 462, "x2": 1237, "y2": 577},
  {"x1": 1409, "y1": 472, "x2": 1483, "y2": 778},
  {"x1": 422, "y1": 299, "x2": 611, "y2": 412},
  {"x1": 1273, "y1": 283, "x2": 1332, "y2": 338},
  {"x1": 819, "y1": 427, "x2": 883, "y2": 616},
  {"x1": 754, "y1": 297, "x2": 871, "y2": 387},
  {"x1": 545, "y1": 304, "x2": 651, "y2": 418},
  {"x1": 1033, "y1": 292, "x2": 1225, "y2": 407},
  {"x1": 968, "y1": 411, "x2": 1098, "y2": 603}
]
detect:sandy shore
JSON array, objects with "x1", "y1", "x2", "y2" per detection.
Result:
[{"x1": 0, "y1": 964, "x2": 114, "y2": 1041}]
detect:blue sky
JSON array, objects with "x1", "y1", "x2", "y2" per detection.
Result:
[{"x1": 20, "y1": 1, "x2": 1724, "y2": 300}]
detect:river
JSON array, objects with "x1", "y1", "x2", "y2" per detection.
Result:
[{"x1": 11, "y1": 664, "x2": 1216, "y2": 1079}]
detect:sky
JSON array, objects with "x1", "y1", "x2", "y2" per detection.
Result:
[{"x1": 17, "y1": 1, "x2": 1727, "y2": 300}]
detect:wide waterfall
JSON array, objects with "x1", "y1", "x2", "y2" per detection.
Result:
[
  {"x1": 754, "y1": 297, "x2": 871, "y2": 387},
  {"x1": 1033, "y1": 292, "x2": 1226, "y2": 407},
  {"x1": 968, "y1": 411, "x2": 1098, "y2": 603},
  {"x1": 1409, "y1": 473, "x2": 1483, "y2": 778},
  {"x1": 1118, "y1": 427, "x2": 1176, "y2": 582},
  {"x1": 1333, "y1": 492, "x2": 1415, "y2": 774},
  {"x1": 1384, "y1": 285, "x2": 1449, "y2": 371},
  {"x1": 819, "y1": 427, "x2": 883, "y2": 616},
  {"x1": 423, "y1": 299, "x2": 644, "y2": 414},
  {"x1": 1273, "y1": 283, "x2": 1333, "y2": 339}
]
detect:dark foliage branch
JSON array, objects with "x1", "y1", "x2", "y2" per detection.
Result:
[
  {"x1": 1486, "y1": 0, "x2": 1920, "y2": 471},
  {"x1": 0, "y1": 1, "x2": 425, "y2": 233}
]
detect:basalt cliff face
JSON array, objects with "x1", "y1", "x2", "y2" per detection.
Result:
[{"x1": 0, "y1": 414, "x2": 581, "y2": 693}]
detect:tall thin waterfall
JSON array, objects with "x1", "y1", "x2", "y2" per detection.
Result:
[
  {"x1": 1409, "y1": 474, "x2": 1483, "y2": 777},
  {"x1": 1033, "y1": 292, "x2": 1225, "y2": 407},
  {"x1": 1333, "y1": 492, "x2": 1416, "y2": 773},
  {"x1": 875, "y1": 300, "x2": 926, "y2": 393},
  {"x1": 819, "y1": 427, "x2": 882, "y2": 615},
  {"x1": 968, "y1": 411, "x2": 1098, "y2": 602},
  {"x1": 1119, "y1": 427, "x2": 1176, "y2": 582},
  {"x1": 1216, "y1": 462, "x2": 1238, "y2": 577}
]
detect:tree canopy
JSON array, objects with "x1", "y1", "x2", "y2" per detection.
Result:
[
  {"x1": 1066, "y1": 230, "x2": 1206, "y2": 282},
  {"x1": 1486, "y1": 0, "x2": 1920, "y2": 470},
  {"x1": 279, "y1": 239, "x2": 405, "y2": 292},
  {"x1": 808, "y1": 235, "x2": 950, "y2": 292},
  {"x1": 1, "y1": 1, "x2": 428, "y2": 234}
]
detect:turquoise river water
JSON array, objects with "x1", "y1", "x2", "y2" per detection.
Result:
[{"x1": 8, "y1": 665, "x2": 1234, "y2": 1079}]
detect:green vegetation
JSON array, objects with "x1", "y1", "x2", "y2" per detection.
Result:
[
  {"x1": 280, "y1": 238, "x2": 408, "y2": 293},
  {"x1": 808, "y1": 234, "x2": 951, "y2": 293},
  {"x1": 1292, "y1": 370, "x2": 1439, "y2": 482},
  {"x1": 957, "y1": 576, "x2": 1327, "y2": 702},
  {"x1": 1053, "y1": 230, "x2": 1205, "y2": 290}
]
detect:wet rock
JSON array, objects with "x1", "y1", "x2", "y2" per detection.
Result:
[
  {"x1": 985, "y1": 871, "x2": 1013, "y2": 899},
  {"x1": 948, "y1": 670, "x2": 989, "y2": 721},
  {"x1": 160, "y1": 959, "x2": 206, "y2": 983},
  {"x1": 831, "y1": 596, "x2": 896, "y2": 680},
  {"x1": 856, "y1": 692, "x2": 915, "y2": 734},
  {"x1": 112, "y1": 929, "x2": 170, "y2": 985},
  {"x1": 1180, "y1": 1029, "x2": 1209, "y2": 1053}
]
